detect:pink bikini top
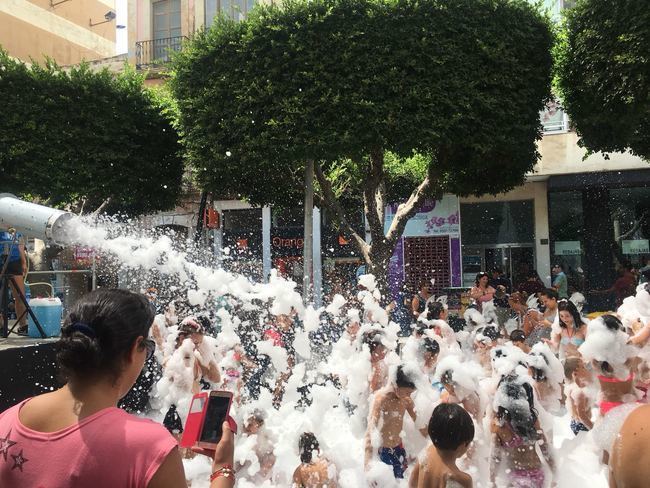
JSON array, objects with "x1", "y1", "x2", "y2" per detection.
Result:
[{"x1": 597, "y1": 372, "x2": 634, "y2": 383}]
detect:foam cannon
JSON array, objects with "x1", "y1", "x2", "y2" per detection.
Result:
[{"x1": 0, "y1": 194, "x2": 76, "y2": 245}]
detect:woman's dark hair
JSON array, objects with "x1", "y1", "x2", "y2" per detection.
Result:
[
  {"x1": 56, "y1": 289, "x2": 155, "y2": 383},
  {"x1": 395, "y1": 365, "x2": 416, "y2": 389},
  {"x1": 558, "y1": 300, "x2": 582, "y2": 330},
  {"x1": 482, "y1": 326, "x2": 500, "y2": 342},
  {"x1": 419, "y1": 280, "x2": 431, "y2": 291},
  {"x1": 299, "y1": 432, "x2": 319, "y2": 463},
  {"x1": 599, "y1": 314, "x2": 623, "y2": 373},
  {"x1": 428, "y1": 403, "x2": 475, "y2": 450},
  {"x1": 539, "y1": 288, "x2": 559, "y2": 301},
  {"x1": 475, "y1": 272, "x2": 489, "y2": 286},
  {"x1": 422, "y1": 337, "x2": 440, "y2": 356},
  {"x1": 496, "y1": 375, "x2": 539, "y2": 440},
  {"x1": 510, "y1": 330, "x2": 526, "y2": 343},
  {"x1": 426, "y1": 301, "x2": 445, "y2": 320}
]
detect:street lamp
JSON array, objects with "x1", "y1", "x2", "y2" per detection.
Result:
[{"x1": 89, "y1": 10, "x2": 116, "y2": 27}]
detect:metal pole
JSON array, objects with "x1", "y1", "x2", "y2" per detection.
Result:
[
  {"x1": 312, "y1": 206, "x2": 322, "y2": 307},
  {"x1": 262, "y1": 206, "x2": 272, "y2": 282},
  {"x1": 91, "y1": 253, "x2": 97, "y2": 290},
  {"x1": 302, "y1": 160, "x2": 314, "y2": 302}
]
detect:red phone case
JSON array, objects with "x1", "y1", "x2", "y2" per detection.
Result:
[{"x1": 179, "y1": 392, "x2": 210, "y2": 448}]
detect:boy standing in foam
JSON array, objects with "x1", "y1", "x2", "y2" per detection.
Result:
[
  {"x1": 365, "y1": 365, "x2": 423, "y2": 479},
  {"x1": 409, "y1": 403, "x2": 474, "y2": 488},
  {"x1": 563, "y1": 357, "x2": 594, "y2": 435}
]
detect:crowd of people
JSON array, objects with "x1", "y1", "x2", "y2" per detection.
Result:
[{"x1": 3, "y1": 264, "x2": 650, "y2": 487}]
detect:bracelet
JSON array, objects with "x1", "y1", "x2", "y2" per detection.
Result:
[{"x1": 210, "y1": 465, "x2": 235, "y2": 482}]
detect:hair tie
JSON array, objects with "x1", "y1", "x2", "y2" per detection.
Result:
[{"x1": 70, "y1": 322, "x2": 96, "y2": 339}]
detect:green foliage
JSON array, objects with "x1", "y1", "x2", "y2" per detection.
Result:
[
  {"x1": 173, "y1": 0, "x2": 553, "y2": 207},
  {"x1": 0, "y1": 51, "x2": 183, "y2": 214},
  {"x1": 556, "y1": 0, "x2": 649, "y2": 160}
]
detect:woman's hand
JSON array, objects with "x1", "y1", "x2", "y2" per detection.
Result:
[{"x1": 191, "y1": 420, "x2": 235, "y2": 468}]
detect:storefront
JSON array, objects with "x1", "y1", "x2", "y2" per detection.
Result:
[
  {"x1": 385, "y1": 195, "x2": 462, "y2": 298},
  {"x1": 548, "y1": 169, "x2": 650, "y2": 309}
]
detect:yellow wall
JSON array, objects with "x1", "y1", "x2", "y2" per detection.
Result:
[{"x1": 0, "y1": 0, "x2": 117, "y2": 65}]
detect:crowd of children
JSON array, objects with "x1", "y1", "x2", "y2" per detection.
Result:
[{"x1": 136, "y1": 272, "x2": 650, "y2": 487}]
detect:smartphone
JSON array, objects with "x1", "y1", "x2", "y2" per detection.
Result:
[
  {"x1": 197, "y1": 391, "x2": 233, "y2": 448},
  {"x1": 180, "y1": 390, "x2": 233, "y2": 449}
]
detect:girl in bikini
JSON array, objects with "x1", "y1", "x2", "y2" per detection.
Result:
[
  {"x1": 549, "y1": 299, "x2": 587, "y2": 359},
  {"x1": 491, "y1": 374, "x2": 554, "y2": 488}
]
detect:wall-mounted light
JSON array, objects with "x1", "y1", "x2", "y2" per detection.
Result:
[
  {"x1": 89, "y1": 10, "x2": 116, "y2": 27},
  {"x1": 50, "y1": 0, "x2": 72, "y2": 6}
]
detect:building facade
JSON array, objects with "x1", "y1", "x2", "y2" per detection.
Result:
[{"x1": 0, "y1": 0, "x2": 118, "y2": 65}]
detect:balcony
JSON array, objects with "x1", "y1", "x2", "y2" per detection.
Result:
[{"x1": 135, "y1": 36, "x2": 187, "y2": 70}]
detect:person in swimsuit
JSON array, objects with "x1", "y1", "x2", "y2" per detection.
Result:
[
  {"x1": 563, "y1": 357, "x2": 594, "y2": 435},
  {"x1": 549, "y1": 299, "x2": 587, "y2": 359},
  {"x1": 292, "y1": 432, "x2": 337, "y2": 487},
  {"x1": 491, "y1": 374, "x2": 554, "y2": 488},
  {"x1": 409, "y1": 403, "x2": 474, "y2": 488},
  {"x1": 609, "y1": 404, "x2": 650, "y2": 488},
  {"x1": 469, "y1": 272, "x2": 495, "y2": 313},
  {"x1": 412, "y1": 280, "x2": 433, "y2": 319},
  {"x1": 365, "y1": 365, "x2": 424, "y2": 479}
]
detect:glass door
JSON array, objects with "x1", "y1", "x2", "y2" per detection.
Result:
[{"x1": 462, "y1": 245, "x2": 535, "y2": 289}]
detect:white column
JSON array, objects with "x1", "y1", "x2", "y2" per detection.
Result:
[
  {"x1": 312, "y1": 207, "x2": 322, "y2": 306},
  {"x1": 302, "y1": 161, "x2": 314, "y2": 301},
  {"x1": 262, "y1": 206, "x2": 272, "y2": 282},
  {"x1": 213, "y1": 202, "x2": 223, "y2": 261}
]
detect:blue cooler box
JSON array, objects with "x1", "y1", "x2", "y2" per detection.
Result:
[{"x1": 28, "y1": 298, "x2": 63, "y2": 338}]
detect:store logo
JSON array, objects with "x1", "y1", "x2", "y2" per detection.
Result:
[{"x1": 272, "y1": 237, "x2": 304, "y2": 249}]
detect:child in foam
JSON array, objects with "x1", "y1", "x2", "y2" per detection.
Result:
[
  {"x1": 578, "y1": 314, "x2": 638, "y2": 418},
  {"x1": 491, "y1": 374, "x2": 554, "y2": 488},
  {"x1": 436, "y1": 356, "x2": 483, "y2": 421},
  {"x1": 563, "y1": 357, "x2": 595, "y2": 435},
  {"x1": 526, "y1": 342, "x2": 564, "y2": 414},
  {"x1": 409, "y1": 403, "x2": 474, "y2": 488},
  {"x1": 292, "y1": 432, "x2": 337, "y2": 488},
  {"x1": 363, "y1": 329, "x2": 389, "y2": 393},
  {"x1": 365, "y1": 365, "x2": 425, "y2": 479}
]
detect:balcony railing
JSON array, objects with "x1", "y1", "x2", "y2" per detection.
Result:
[
  {"x1": 540, "y1": 99, "x2": 569, "y2": 133},
  {"x1": 136, "y1": 36, "x2": 187, "y2": 70}
]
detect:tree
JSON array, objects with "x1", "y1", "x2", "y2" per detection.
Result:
[
  {"x1": 173, "y1": 0, "x2": 553, "y2": 287},
  {"x1": 556, "y1": 0, "x2": 649, "y2": 160},
  {"x1": 0, "y1": 50, "x2": 183, "y2": 215}
]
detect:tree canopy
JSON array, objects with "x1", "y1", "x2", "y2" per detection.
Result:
[
  {"x1": 0, "y1": 50, "x2": 184, "y2": 215},
  {"x1": 556, "y1": 0, "x2": 649, "y2": 160},
  {"x1": 173, "y1": 0, "x2": 553, "y2": 279}
]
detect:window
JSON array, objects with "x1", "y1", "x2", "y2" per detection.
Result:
[
  {"x1": 540, "y1": 98, "x2": 569, "y2": 133},
  {"x1": 205, "y1": 0, "x2": 256, "y2": 27},
  {"x1": 460, "y1": 201, "x2": 535, "y2": 246},
  {"x1": 153, "y1": 0, "x2": 181, "y2": 40}
]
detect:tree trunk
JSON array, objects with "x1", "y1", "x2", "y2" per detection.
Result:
[{"x1": 313, "y1": 150, "x2": 444, "y2": 299}]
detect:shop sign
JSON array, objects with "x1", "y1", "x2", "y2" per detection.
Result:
[
  {"x1": 623, "y1": 239, "x2": 650, "y2": 255},
  {"x1": 384, "y1": 195, "x2": 460, "y2": 237},
  {"x1": 554, "y1": 241, "x2": 581, "y2": 256}
]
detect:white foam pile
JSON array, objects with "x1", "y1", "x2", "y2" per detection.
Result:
[{"x1": 61, "y1": 217, "x2": 623, "y2": 487}]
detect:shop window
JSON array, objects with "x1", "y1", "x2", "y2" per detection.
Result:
[{"x1": 460, "y1": 200, "x2": 534, "y2": 246}]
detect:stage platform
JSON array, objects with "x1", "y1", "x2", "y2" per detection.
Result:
[{"x1": 0, "y1": 332, "x2": 62, "y2": 412}]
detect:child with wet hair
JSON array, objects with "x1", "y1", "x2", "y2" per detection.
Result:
[
  {"x1": 365, "y1": 365, "x2": 424, "y2": 479},
  {"x1": 563, "y1": 357, "x2": 594, "y2": 435},
  {"x1": 409, "y1": 403, "x2": 474, "y2": 488},
  {"x1": 292, "y1": 432, "x2": 336, "y2": 487},
  {"x1": 491, "y1": 374, "x2": 554, "y2": 488},
  {"x1": 363, "y1": 329, "x2": 389, "y2": 393},
  {"x1": 509, "y1": 329, "x2": 530, "y2": 353},
  {"x1": 420, "y1": 337, "x2": 441, "y2": 376}
]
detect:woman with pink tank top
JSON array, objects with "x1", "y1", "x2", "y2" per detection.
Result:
[{"x1": 0, "y1": 289, "x2": 235, "y2": 488}]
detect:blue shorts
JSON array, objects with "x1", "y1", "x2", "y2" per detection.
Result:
[
  {"x1": 570, "y1": 419, "x2": 589, "y2": 435},
  {"x1": 378, "y1": 444, "x2": 407, "y2": 478}
]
